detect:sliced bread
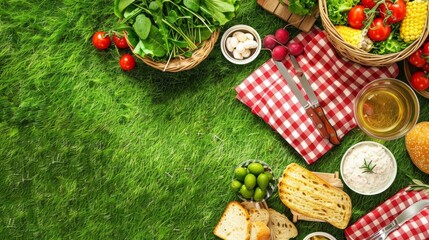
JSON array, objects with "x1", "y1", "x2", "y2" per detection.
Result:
[
  {"x1": 267, "y1": 208, "x2": 298, "y2": 240},
  {"x1": 249, "y1": 221, "x2": 271, "y2": 240},
  {"x1": 213, "y1": 201, "x2": 251, "y2": 240},
  {"x1": 249, "y1": 208, "x2": 270, "y2": 225},
  {"x1": 278, "y1": 163, "x2": 352, "y2": 229}
]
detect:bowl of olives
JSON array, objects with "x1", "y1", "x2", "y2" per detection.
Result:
[{"x1": 231, "y1": 160, "x2": 276, "y2": 202}]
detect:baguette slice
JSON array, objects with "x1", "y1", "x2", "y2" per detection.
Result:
[
  {"x1": 213, "y1": 201, "x2": 251, "y2": 240},
  {"x1": 278, "y1": 163, "x2": 352, "y2": 229},
  {"x1": 267, "y1": 208, "x2": 298, "y2": 240},
  {"x1": 249, "y1": 208, "x2": 270, "y2": 225},
  {"x1": 250, "y1": 221, "x2": 271, "y2": 240}
]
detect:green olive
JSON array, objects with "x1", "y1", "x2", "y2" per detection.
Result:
[
  {"x1": 234, "y1": 167, "x2": 248, "y2": 181},
  {"x1": 231, "y1": 179, "x2": 242, "y2": 192},
  {"x1": 264, "y1": 171, "x2": 273, "y2": 181},
  {"x1": 247, "y1": 162, "x2": 265, "y2": 175},
  {"x1": 253, "y1": 187, "x2": 267, "y2": 201},
  {"x1": 240, "y1": 184, "x2": 254, "y2": 199},
  {"x1": 257, "y1": 173, "x2": 270, "y2": 190},
  {"x1": 244, "y1": 173, "x2": 257, "y2": 190}
]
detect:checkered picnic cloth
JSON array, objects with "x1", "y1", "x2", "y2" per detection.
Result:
[
  {"x1": 235, "y1": 27, "x2": 399, "y2": 164},
  {"x1": 345, "y1": 188, "x2": 429, "y2": 240}
]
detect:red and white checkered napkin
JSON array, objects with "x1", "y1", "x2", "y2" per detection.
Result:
[
  {"x1": 235, "y1": 27, "x2": 399, "y2": 164},
  {"x1": 345, "y1": 188, "x2": 429, "y2": 240}
]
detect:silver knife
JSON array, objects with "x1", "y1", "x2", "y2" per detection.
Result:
[
  {"x1": 368, "y1": 199, "x2": 429, "y2": 240},
  {"x1": 273, "y1": 60, "x2": 330, "y2": 140},
  {"x1": 289, "y1": 55, "x2": 340, "y2": 145}
]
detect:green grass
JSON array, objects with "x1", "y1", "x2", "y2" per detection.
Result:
[{"x1": 1, "y1": 0, "x2": 428, "y2": 239}]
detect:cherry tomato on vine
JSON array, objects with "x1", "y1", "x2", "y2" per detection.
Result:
[
  {"x1": 410, "y1": 71, "x2": 429, "y2": 91},
  {"x1": 92, "y1": 31, "x2": 111, "y2": 50},
  {"x1": 113, "y1": 34, "x2": 129, "y2": 49},
  {"x1": 119, "y1": 54, "x2": 136, "y2": 71},
  {"x1": 379, "y1": 0, "x2": 406, "y2": 23},
  {"x1": 423, "y1": 63, "x2": 429, "y2": 73},
  {"x1": 409, "y1": 49, "x2": 426, "y2": 68},
  {"x1": 361, "y1": 0, "x2": 377, "y2": 9},
  {"x1": 348, "y1": 5, "x2": 366, "y2": 29},
  {"x1": 367, "y1": 18, "x2": 391, "y2": 42},
  {"x1": 422, "y1": 42, "x2": 429, "y2": 56}
]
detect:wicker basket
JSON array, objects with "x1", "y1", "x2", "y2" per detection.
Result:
[
  {"x1": 319, "y1": 0, "x2": 429, "y2": 67},
  {"x1": 126, "y1": 31, "x2": 219, "y2": 72},
  {"x1": 403, "y1": 59, "x2": 429, "y2": 98}
]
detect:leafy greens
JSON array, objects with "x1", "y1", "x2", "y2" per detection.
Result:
[
  {"x1": 289, "y1": 0, "x2": 315, "y2": 16},
  {"x1": 326, "y1": 0, "x2": 360, "y2": 25},
  {"x1": 113, "y1": 0, "x2": 239, "y2": 61}
]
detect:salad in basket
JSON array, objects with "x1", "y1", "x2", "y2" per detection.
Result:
[
  {"x1": 113, "y1": 0, "x2": 239, "y2": 61},
  {"x1": 326, "y1": 0, "x2": 428, "y2": 54}
]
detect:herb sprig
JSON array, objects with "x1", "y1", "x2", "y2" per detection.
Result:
[
  {"x1": 360, "y1": 159, "x2": 376, "y2": 173},
  {"x1": 407, "y1": 179, "x2": 429, "y2": 193}
]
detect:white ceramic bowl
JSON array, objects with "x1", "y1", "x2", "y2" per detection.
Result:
[
  {"x1": 303, "y1": 232, "x2": 336, "y2": 240},
  {"x1": 340, "y1": 141, "x2": 397, "y2": 195},
  {"x1": 220, "y1": 25, "x2": 261, "y2": 65}
]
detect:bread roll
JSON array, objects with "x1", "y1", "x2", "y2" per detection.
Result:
[
  {"x1": 405, "y1": 122, "x2": 429, "y2": 174},
  {"x1": 278, "y1": 163, "x2": 352, "y2": 229}
]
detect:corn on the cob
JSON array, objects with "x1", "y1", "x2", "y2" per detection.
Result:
[
  {"x1": 400, "y1": 0, "x2": 428, "y2": 43},
  {"x1": 335, "y1": 26, "x2": 373, "y2": 52}
]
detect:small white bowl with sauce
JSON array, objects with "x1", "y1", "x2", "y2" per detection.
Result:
[
  {"x1": 303, "y1": 232, "x2": 336, "y2": 240},
  {"x1": 340, "y1": 141, "x2": 397, "y2": 195}
]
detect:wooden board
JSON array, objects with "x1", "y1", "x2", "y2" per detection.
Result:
[
  {"x1": 257, "y1": 0, "x2": 319, "y2": 32},
  {"x1": 291, "y1": 171, "x2": 344, "y2": 223}
]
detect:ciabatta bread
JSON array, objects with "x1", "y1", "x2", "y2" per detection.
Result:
[
  {"x1": 249, "y1": 221, "x2": 270, "y2": 240},
  {"x1": 278, "y1": 163, "x2": 352, "y2": 229},
  {"x1": 213, "y1": 201, "x2": 251, "y2": 240},
  {"x1": 267, "y1": 208, "x2": 298, "y2": 240}
]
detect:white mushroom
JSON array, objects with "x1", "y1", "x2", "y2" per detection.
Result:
[
  {"x1": 233, "y1": 49, "x2": 243, "y2": 60},
  {"x1": 226, "y1": 37, "x2": 234, "y2": 52},
  {"x1": 235, "y1": 42, "x2": 245, "y2": 53},
  {"x1": 242, "y1": 49, "x2": 251, "y2": 58},
  {"x1": 233, "y1": 31, "x2": 244, "y2": 38},
  {"x1": 236, "y1": 32, "x2": 247, "y2": 42},
  {"x1": 229, "y1": 37, "x2": 239, "y2": 48},
  {"x1": 244, "y1": 33, "x2": 254, "y2": 41},
  {"x1": 243, "y1": 39, "x2": 258, "y2": 49}
]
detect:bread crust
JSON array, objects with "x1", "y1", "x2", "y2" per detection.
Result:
[
  {"x1": 406, "y1": 122, "x2": 429, "y2": 174},
  {"x1": 278, "y1": 163, "x2": 352, "y2": 229}
]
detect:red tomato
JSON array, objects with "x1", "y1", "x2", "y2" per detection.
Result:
[
  {"x1": 119, "y1": 54, "x2": 136, "y2": 71},
  {"x1": 367, "y1": 18, "x2": 391, "y2": 42},
  {"x1": 379, "y1": 0, "x2": 406, "y2": 23},
  {"x1": 422, "y1": 42, "x2": 429, "y2": 56},
  {"x1": 348, "y1": 5, "x2": 366, "y2": 29},
  {"x1": 423, "y1": 63, "x2": 429, "y2": 73},
  {"x1": 92, "y1": 31, "x2": 111, "y2": 50},
  {"x1": 113, "y1": 34, "x2": 129, "y2": 49},
  {"x1": 410, "y1": 71, "x2": 429, "y2": 91},
  {"x1": 361, "y1": 0, "x2": 377, "y2": 8},
  {"x1": 409, "y1": 49, "x2": 426, "y2": 68}
]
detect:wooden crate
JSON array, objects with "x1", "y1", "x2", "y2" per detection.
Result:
[
  {"x1": 257, "y1": 0, "x2": 319, "y2": 32},
  {"x1": 291, "y1": 171, "x2": 344, "y2": 222}
]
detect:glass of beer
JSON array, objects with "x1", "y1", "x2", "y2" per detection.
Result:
[{"x1": 354, "y1": 78, "x2": 419, "y2": 140}]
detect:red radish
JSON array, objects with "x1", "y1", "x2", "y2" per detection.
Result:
[
  {"x1": 288, "y1": 42, "x2": 304, "y2": 56},
  {"x1": 271, "y1": 45, "x2": 288, "y2": 61},
  {"x1": 275, "y1": 28, "x2": 289, "y2": 44},
  {"x1": 263, "y1": 34, "x2": 278, "y2": 49}
]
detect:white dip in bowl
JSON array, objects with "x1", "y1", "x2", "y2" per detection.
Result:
[{"x1": 340, "y1": 141, "x2": 397, "y2": 195}]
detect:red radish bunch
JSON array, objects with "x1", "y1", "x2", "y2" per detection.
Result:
[{"x1": 262, "y1": 27, "x2": 305, "y2": 61}]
